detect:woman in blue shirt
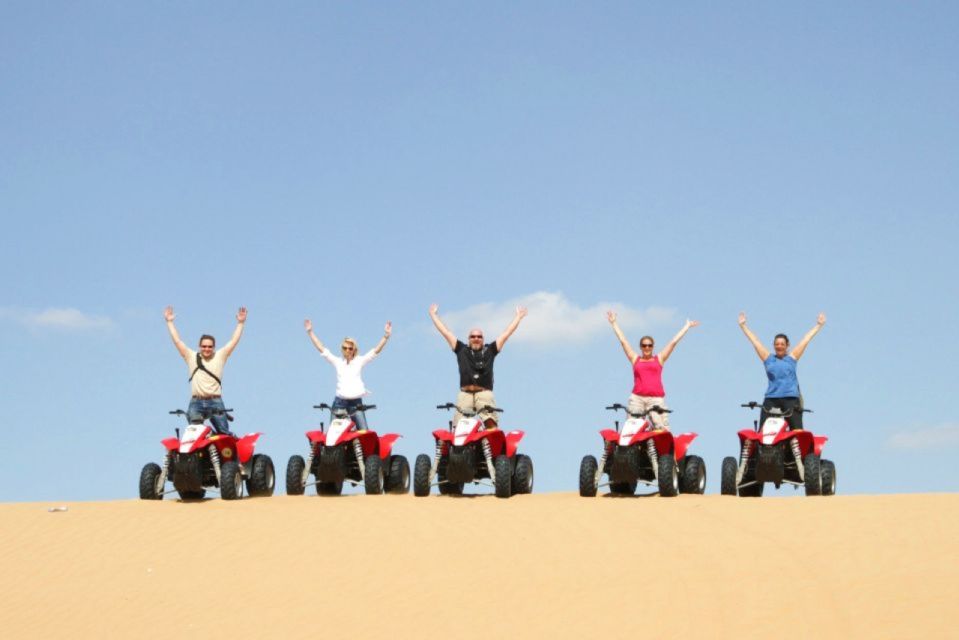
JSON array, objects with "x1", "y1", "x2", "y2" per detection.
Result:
[{"x1": 738, "y1": 312, "x2": 826, "y2": 430}]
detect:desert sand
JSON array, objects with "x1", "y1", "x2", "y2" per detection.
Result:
[{"x1": 2, "y1": 492, "x2": 957, "y2": 639}]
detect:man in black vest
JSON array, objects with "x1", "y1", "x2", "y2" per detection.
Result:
[
  {"x1": 429, "y1": 303, "x2": 527, "y2": 426},
  {"x1": 164, "y1": 306, "x2": 246, "y2": 434}
]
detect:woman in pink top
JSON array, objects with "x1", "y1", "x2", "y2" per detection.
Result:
[{"x1": 606, "y1": 311, "x2": 699, "y2": 430}]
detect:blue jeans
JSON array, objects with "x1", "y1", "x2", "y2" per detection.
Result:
[
  {"x1": 332, "y1": 397, "x2": 368, "y2": 431},
  {"x1": 188, "y1": 397, "x2": 231, "y2": 434}
]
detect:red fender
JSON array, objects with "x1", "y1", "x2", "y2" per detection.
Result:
[
  {"x1": 378, "y1": 434, "x2": 402, "y2": 459},
  {"x1": 600, "y1": 429, "x2": 620, "y2": 443},
  {"x1": 162, "y1": 437, "x2": 179, "y2": 452},
  {"x1": 335, "y1": 430, "x2": 380, "y2": 457},
  {"x1": 433, "y1": 429, "x2": 454, "y2": 442},
  {"x1": 504, "y1": 430, "x2": 525, "y2": 457},
  {"x1": 813, "y1": 435, "x2": 829, "y2": 456},
  {"x1": 672, "y1": 432, "x2": 698, "y2": 461},
  {"x1": 235, "y1": 433, "x2": 262, "y2": 464},
  {"x1": 464, "y1": 428, "x2": 506, "y2": 457},
  {"x1": 772, "y1": 429, "x2": 814, "y2": 457},
  {"x1": 737, "y1": 429, "x2": 763, "y2": 443},
  {"x1": 306, "y1": 430, "x2": 325, "y2": 445}
]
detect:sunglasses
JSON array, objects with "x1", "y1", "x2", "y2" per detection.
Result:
[
  {"x1": 342, "y1": 346, "x2": 355, "y2": 351},
  {"x1": 640, "y1": 343, "x2": 654, "y2": 348},
  {"x1": 469, "y1": 335, "x2": 483, "y2": 340}
]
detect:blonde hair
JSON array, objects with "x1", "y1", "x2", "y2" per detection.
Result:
[{"x1": 341, "y1": 337, "x2": 359, "y2": 353}]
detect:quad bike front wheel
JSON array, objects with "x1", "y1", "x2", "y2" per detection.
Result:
[
  {"x1": 286, "y1": 455, "x2": 306, "y2": 495},
  {"x1": 220, "y1": 461, "x2": 243, "y2": 500},
  {"x1": 803, "y1": 453, "x2": 822, "y2": 496},
  {"x1": 139, "y1": 463, "x2": 163, "y2": 500},
  {"x1": 494, "y1": 455, "x2": 512, "y2": 498},
  {"x1": 248, "y1": 454, "x2": 276, "y2": 497},
  {"x1": 657, "y1": 453, "x2": 679, "y2": 497},
  {"x1": 364, "y1": 455, "x2": 384, "y2": 495},
  {"x1": 579, "y1": 455, "x2": 598, "y2": 497},
  {"x1": 720, "y1": 456, "x2": 738, "y2": 496},
  {"x1": 413, "y1": 454, "x2": 432, "y2": 497}
]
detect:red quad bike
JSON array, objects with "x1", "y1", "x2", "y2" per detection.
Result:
[
  {"x1": 579, "y1": 404, "x2": 705, "y2": 497},
  {"x1": 285, "y1": 403, "x2": 410, "y2": 496},
  {"x1": 139, "y1": 408, "x2": 275, "y2": 501},
  {"x1": 413, "y1": 403, "x2": 532, "y2": 498},
  {"x1": 720, "y1": 401, "x2": 836, "y2": 497}
]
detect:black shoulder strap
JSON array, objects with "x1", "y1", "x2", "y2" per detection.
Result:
[{"x1": 189, "y1": 352, "x2": 222, "y2": 386}]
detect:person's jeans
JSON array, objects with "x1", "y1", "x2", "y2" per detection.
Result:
[
  {"x1": 332, "y1": 396, "x2": 369, "y2": 431},
  {"x1": 188, "y1": 397, "x2": 231, "y2": 434}
]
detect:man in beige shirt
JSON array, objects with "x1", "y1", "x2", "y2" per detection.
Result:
[{"x1": 164, "y1": 306, "x2": 246, "y2": 434}]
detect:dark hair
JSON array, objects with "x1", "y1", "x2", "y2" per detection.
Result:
[
  {"x1": 199, "y1": 334, "x2": 216, "y2": 347},
  {"x1": 639, "y1": 335, "x2": 654, "y2": 346},
  {"x1": 774, "y1": 333, "x2": 789, "y2": 344}
]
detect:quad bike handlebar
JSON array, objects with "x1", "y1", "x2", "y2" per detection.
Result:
[
  {"x1": 169, "y1": 407, "x2": 234, "y2": 424},
  {"x1": 314, "y1": 402, "x2": 377, "y2": 413},
  {"x1": 605, "y1": 403, "x2": 672, "y2": 419},
  {"x1": 436, "y1": 402, "x2": 503, "y2": 413},
  {"x1": 740, "y1": 401, "x2": 813, "y2": 414}
]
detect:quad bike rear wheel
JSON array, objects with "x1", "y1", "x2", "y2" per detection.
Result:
[
  {"x1": 385, "y1": 455, "x2": 411, "y2": 494},
  {"x1": 494, "y1": 455, "x2": 512, "y2": 498},
  {"x1": 364, "y1": 455, "x2": 385, "y2": 495},
  {"x1": 286, "y1": 455, "x2": 306, "y2": 495},
  {"x1": 512, "y1": 454, "x2": 534, "y2": 495},
  {"x1": 248, "y1": 454, "x2": 276, "y2": 497},
  {"x1": 220, "y1": 461, "x2": 243, "y2": 500},
  {"x1": 579, "y1": 455, "x2": 598, "y2": 497},
  {"x1": 680, "y1": 455, "x2": 707, "y2": 494},
  {"x1": 139, "y1": 463, "x2": 163, "y2": 500},
  {"x1": 803, "y1": 453, "x2": 822, "y2": 496},
  {"x1": 739, "y1": 482, "x2": 764, "y2": 497},
  {"x1": 720, "y1": 456, "x2": 738, "y2": 496},
  {"x1": 821, "y1": 459, "x2": 836, "y2": 496},
  {"x1": 178, "y1": 489, "x2": 206, "y2": 500},
  {"x1": 658, "y1": 453, "x2": 679, "y2": 497},
  {"x1": 317, "y1": 481, "x2": 343, "y2": 496}
]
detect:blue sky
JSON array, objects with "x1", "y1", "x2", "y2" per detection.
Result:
[{"x1": 1, "y1": 2, "x2": 957, "y2": 501}]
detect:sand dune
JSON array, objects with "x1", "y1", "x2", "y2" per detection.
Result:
[{"x1": 2, "y1": 492, "x2": 957, "y2": 639}]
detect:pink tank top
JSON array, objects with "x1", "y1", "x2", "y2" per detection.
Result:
[{"x1": 632, "y1": 356, "x2": 665, "y2": 397}]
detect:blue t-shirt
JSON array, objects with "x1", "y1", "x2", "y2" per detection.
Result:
[{"x1": 764, "y1": 354, "x2": 799, "y2": 398}]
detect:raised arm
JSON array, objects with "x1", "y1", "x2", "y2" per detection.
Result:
[
  {"x1": 373, "y1": 321, "x2": 392, "y2": 354},
  {"x1": 429, "y1": 304, "x2": 457, "y2": 350},
  {"x1": 607, "y1": 311, "x2": 637, "y2": 363},
  {"x1": 304, "y1": 318, "x2": 327, "y2": 352},
  {"x1": 658, "y1": 319, "x2": 700, "y2": 364},
  {"x1": 791, "y1": 313, "x2": 826, "y2": 360},
  {"x1": 496, "y1": 306, "x2": 528, "y2": 352},
  {"x1": 738, "y1": 312, "x2": 770, "y2": 361},
  {"x1": 220, "y1": 307, "x2": 247, "y2": 358},
  {"x1": 164, "y1": 306, "x2": 190, "y2": 358}
]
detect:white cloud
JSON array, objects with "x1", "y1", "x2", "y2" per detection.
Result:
[
  {"x1": 886, "y1": 424, "x2": 959, "y2": 451},
  {"x1": 0, "y1": 307, "x2": 114, "y2": 331},
  {"x1": 438, "y1": 291, "x2": 676, "y2": 346}
]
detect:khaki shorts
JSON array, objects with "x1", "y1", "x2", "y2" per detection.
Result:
[
  {"x1": 628, "y1": 394, "x2": 670, "y2": 430},
  {"x1": 455, "y1": 389, "x2": 498, "y2": 426}
]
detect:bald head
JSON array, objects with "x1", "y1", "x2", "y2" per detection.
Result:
[{"x1": 467, "y1": 328, "x2": 485, "y2": 350}]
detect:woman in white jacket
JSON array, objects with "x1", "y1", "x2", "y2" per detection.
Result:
[{"x1": 304, "y1": 319, "x2": 391, "y2": 430}]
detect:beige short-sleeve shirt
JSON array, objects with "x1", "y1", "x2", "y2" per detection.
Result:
[{"x1": 184, "y1": 348, "x2": 229, "y2": 397}]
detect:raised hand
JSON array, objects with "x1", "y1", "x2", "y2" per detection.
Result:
[
  {"x1": 384, "y1": 321, "x2": 392, "y2": 336},
  {"x1": 304, "y1": 319, "x2": 313, "y2": 333},
  {"x1": 429, "y1": 303, "x2": 439, "y2": 316},
  {"x1": 607, "y1": 310, "x2": 617, "y2": 324},
  {"x1": 686, "y1": 319, "x2": 701, "y2": 329},
  {"x1": 516, "y1": 306, "x2": 528, "y2": 319},
  {"x1": 164, "y1": 306, "x2": 176, "y2": 322},
  {"x1": 817, "y1": 312, "x2": 826, "y2": 326},
  {"x1": 738, "y1": 312, "x2": 747, "y2": 326},
  {"x1": 236, "y1": 307, "x2": 248, "y2": 323}
]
